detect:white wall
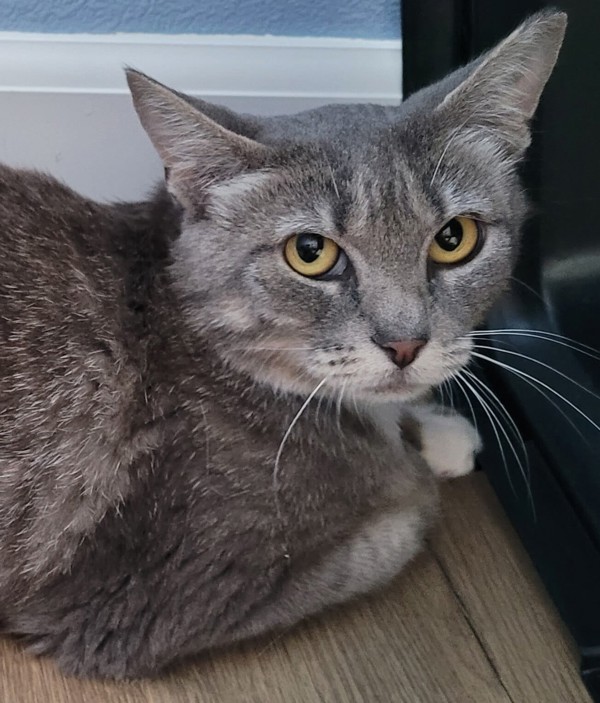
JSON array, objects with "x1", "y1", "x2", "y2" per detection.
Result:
[{"x1": 0, "y1": 33, "x2": 402, "y2": 202}]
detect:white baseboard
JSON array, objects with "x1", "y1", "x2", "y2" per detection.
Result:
[{"x1": 0, "y1": 33, "x2": 402, "y2": 201}]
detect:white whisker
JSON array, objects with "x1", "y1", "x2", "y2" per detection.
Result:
[
  {"x1": 438, "y1": 381, "x2": 447, "y2": 410},
  {"x1": 447, "y1": 379, "x2": 456, "y2": 410},
  {"x1": 463, "y1": 368, "x2": 524, "y2": 453},
  {"x1": 471, "y1": 351, "x2": 600, "y2": 433},
  {"x1": 462, "y1": 368, "x2": 533, "y2": 511},
  {"x1": 350, "y1": 387, "x2": 361, "y2": 420},
  {"x1": 336, "y1": 377, "x2": 350, "y2": 433},
  {"x1": 509, "y1": 276, "x2": 546, "y2": 303},
  {"x1": 272, "y1": 376, "x2": 329, "y2": 559},
  {"x1": 430, "y1": 111, "x2": 476, "y2": 187},
  {"x1": 451, "y1": 375, "x2": 478, "y2": 435},
  {"x1": 456, "y1": 371, "x2": 518, "y2": 497},
  {"x1": 315, "y1": 387, "x2": 328, "y2": 427},
  {"x1": 326, "y1": 159, "x2": 341, "y2": 199},
  {"x1": 471, "y1": 343, "x2": 600, "y2": 401},
  {"x1": 469, "y1": 328, "x2": 600, "y2": 361},
  {"x1": 470, "y1": 356, "x2": 587, "y2": 442}
]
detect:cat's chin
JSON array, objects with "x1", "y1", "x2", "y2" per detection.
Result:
[
  {"x1": 348, "y1": 379, "x2": 434, "y2": 404},
  {"x1": 352, "y1": 365, "x2": 467, "y2": 402}
]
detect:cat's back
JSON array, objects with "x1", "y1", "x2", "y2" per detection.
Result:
[
  {"x1": 0, "y1": 162, "x2": 142, "y2": 400},
  {"x1": 0, "y1": 164, "x2": 112, "y2": 293},
  {"x1": 0, "y1": 161, "x2": 136, "y2": 415},
  {"x1": 0, "y1": 164, "x2": 158, "y2": 582},
  {"x1": 0, "y1": 163, "x2": 127, "y2": 382}
]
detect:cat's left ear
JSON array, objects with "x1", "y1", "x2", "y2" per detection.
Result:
[
  {"x1": 126, "y1": 69, "x2": 269, "y2": 208},
  {"x1": 435, "y1": 10, "x2": 567, "y2": 155}
]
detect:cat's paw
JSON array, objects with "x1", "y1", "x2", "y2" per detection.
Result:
[{"x1": 413, "y1": 409, "x2": 481, "y2": 479}]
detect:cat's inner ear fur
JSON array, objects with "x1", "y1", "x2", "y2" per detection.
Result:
[
  {"x1": 435, "y1": 10, "x2": 566, "y2": 154},
  {"x1": 126, "y1": 69, "x2": 270, "y2": 208}
]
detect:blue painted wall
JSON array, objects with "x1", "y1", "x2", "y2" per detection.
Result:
[{"x1": 0, "y1": 0, "x2": 401, "y2": 39}]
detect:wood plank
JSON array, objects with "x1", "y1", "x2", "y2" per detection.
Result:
[
  {"x1": 0, "y1": 545, "x2": 509, "y2": 703},
  {"x1": 431, "y1": 473, "x2": 590, "y2": 703}
]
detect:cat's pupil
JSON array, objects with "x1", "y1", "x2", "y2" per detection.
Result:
[
  {"x1": 436, "y1": 220, "x2": 463, "y2": 251},
  {"x1": 296, "y1": 234, "x2": 323, "y2": 263}
]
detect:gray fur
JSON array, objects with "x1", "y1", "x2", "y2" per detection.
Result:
[{"x1": 0, "y1": 12, "x2": 565, "y2": 677}]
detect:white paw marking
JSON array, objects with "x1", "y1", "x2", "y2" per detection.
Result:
[{"x1": 417, "y1": 410, "x2": 482, "y2": 479}]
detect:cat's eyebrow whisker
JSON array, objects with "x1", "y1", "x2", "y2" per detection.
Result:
[
  {"x1": 430, "y1": 110, "x2": 478, "y2": 187},
  {"x1": 468, "y1": 329, "x2": 600, "y2": 361},
  {"x1": 325, "y1": 158, "x2": 341, "y2": 200},
  {"x1": 470, "y1": 351, "x2": 600, "y2": 433}
]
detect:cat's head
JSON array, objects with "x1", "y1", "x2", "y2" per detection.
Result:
[{"x1": 128, "y1": 11, "x2": 565, "y2": 402}]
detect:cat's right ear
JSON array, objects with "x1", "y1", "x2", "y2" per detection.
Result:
[
  {"x1": 431, "y1": 11, "x2": 566, "y2": 156},
  {"x1": 126, "y1": 69, "x2": 269, "y2": 208}
]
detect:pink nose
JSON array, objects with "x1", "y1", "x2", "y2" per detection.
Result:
[{"x1": 378, "y1": 339, "x2": 427, "y2": 369}]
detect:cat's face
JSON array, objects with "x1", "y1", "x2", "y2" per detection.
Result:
[
  {"x1": 169, "y1": 132, "x2": 522, "y2": 401},
  {"x1": 128, "y1": 11, "x2": 565, "y2": 402}
]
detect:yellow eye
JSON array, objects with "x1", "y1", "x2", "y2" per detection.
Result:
[
  {"x1": 284, "y1": 233, "x2": 340, "y2": 277},
  {"x1": 428, "y1": 216, "x2": 480, "y2": 265}
]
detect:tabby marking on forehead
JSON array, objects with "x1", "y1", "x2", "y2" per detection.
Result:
[{"x1": 209, "y1": 171, "x2": 273, "y2": 212}]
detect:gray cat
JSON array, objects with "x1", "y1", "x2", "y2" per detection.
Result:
[{"x1": 0, "y1": 11, "x2": 565, "y2": 678}]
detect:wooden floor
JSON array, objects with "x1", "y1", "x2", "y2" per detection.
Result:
[{"x1": 0, "y1": 473, "x2": 590, "y2": 703}]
